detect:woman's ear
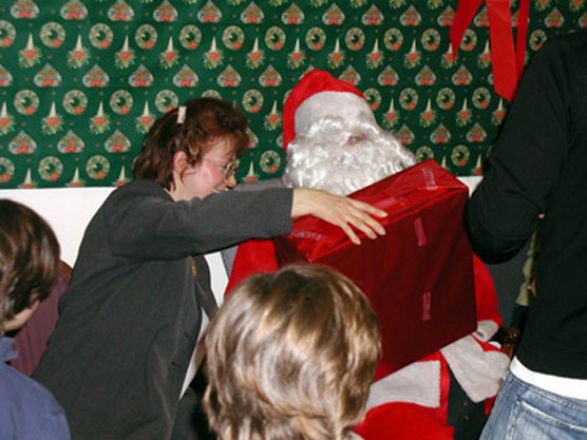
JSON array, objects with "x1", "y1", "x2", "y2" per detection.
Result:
[{"x1": 172, "y1": 150, "x2": 189, "y2": 175}]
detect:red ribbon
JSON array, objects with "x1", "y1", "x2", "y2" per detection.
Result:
[
  {"x1": 450, "y1": 0, "x2": 530, "y2": 102},
  {"x1": 516, "y1": 0, "x2": 531, "y2": 78}
]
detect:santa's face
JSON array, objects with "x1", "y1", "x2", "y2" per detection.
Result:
[{"x1": 283, "y1": 115, "x2": 416, "y2": 195}]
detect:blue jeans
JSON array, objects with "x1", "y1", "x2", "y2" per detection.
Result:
[{"x1": 481, "y1": 372, "x2": 587, "y2": 439}]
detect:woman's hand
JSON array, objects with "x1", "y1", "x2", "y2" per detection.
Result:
[{"x1": 291, "y1": 188, "x2": 387, "y2": 245}]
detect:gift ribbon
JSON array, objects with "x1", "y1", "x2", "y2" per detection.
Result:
[
  {"x1": 516, "y1": 0, "x2": 531, "y2": 78},
  {"x1": 450, "y1": 0, "x2": 530, "y2": 102}
]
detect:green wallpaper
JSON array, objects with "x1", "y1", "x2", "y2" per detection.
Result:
[{"x1": 0, "y1": 0, "x2": 585, "y2": 188}]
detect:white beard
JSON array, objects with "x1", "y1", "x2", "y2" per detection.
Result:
[{"x1": 283, "y1": 116, "x2": 416, "y2": 196}]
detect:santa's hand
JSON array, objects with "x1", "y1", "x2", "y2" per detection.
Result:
[{"x1": 291, "y1": 188, "x2": 387, "y2": 245}]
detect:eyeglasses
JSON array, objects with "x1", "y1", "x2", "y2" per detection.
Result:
[{"x1": 205, "y1": 158, "x2": 238, "y2": 178}]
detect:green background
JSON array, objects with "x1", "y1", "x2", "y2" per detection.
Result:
[{"x1": 0, "y1": 0, "x2": 585, "y2": 188}]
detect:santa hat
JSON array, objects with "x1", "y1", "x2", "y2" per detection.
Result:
[{"x1": 282, "y1": 69, "x2": 373, "y2": 152}]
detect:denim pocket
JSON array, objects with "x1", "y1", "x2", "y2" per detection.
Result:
[{"x1": 507, "y1": 396, "x2": 587, "y2": 440}]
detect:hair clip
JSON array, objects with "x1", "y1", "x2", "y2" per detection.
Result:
[{"x1": 177, "y1": 105, "x2": 186, "y2": 124}]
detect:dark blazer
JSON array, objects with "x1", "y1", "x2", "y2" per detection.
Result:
[{"x1": 34, "y1": 180, "x2": 293, "y2": 440}]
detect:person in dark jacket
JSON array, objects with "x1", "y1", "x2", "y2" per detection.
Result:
[
  {"x1": 33, "y1": 97, "x2": 386, "y2": 440},
  {"x1": 467, "y1": 31, "x2": 587, "y2": 439},
  {"x1": 0, "y1": 200, "x2": 71, "y2": 440}
]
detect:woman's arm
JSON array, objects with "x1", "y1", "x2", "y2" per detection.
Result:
[
  {"x1": 292, "y1": 188, "x2": 387, "y2": 245},
  {"x1": 106, "y1": 183, "x2": 386, "y2": 260},
  {"x1": 106, "y1": 186, "x2": 293, "y2": 260}
]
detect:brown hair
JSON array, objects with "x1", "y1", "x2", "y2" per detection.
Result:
[
  {"x1": 203, "y1": 264, "x2": 380, "y2": 440},
  {"x1": 132, "y1": 97, "x2": 249, "y2": 190},
  {"x1": 0, "y1": 200, "x2": 60, "y2": 336}
]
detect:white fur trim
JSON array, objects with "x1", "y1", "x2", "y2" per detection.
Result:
[
  {"x1": 474, "y1": 319, "x2": 499, "y2": 342},
  {"x1": 294, "y1": 91, "x2": 374, "y2": 136},
  {"x1": 440, "y1": 333, "x2": 510, "y2": 403},
  {"x1": 366, "y1": 361, "x2": 441, "y2": 410}
]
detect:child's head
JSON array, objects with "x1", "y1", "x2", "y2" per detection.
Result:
[
  {"x1": 0, "y1": 200, "x2": 60, "y2": 336},
  {"x1": 133, "y1": 97, "x2": 249, "y2": 192},
  {"x1": 204, "y1": 264, "x2": 380, "y2": 440}
]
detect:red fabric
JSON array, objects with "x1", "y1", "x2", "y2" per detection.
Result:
[
  {"x1": 282, "y1": 69, "x2": 365, "y2": 152},
  {"x1": 438, "y1": 352, "x2": 452, "y2": 426},
  {"x1": 486, "y1": 0, "x2": 518, "y2": 101},
  {"x1": 355, "y1": 401, "x2": 455, "y2": 440},
  {"x1": 484, "y1": 395, "x2": 497, "y2": 417},
  {"x1": 355, "y1": 340, "x2": 498, "y2": 437},
  {"x1": 10, "y1": 262, "x2": 71, "y2": 376},
  {"x1": 274, "y1": 160, "x2": 477, "y2": 376},
  {"x1": 225, "y1": 239, "x2": 277, "y2": 295},
  {"x1": 516, "y1": 0, "x2": 531, "y2": 78},
  {"x1": 450, "y1": 0, "x2": 531, "y2": 101},
  {"x1": 353, "y1": 259, "x2": 503, "y2": 437},
  {"x1": 449, "y1": 0, "x2": 483, "y2": 58}
]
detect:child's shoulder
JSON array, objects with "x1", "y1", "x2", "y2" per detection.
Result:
[
  {"x1": 0, "y1": 362, "x2": 61, "y2": 412},
  {"x1": 0, "y1": 363, "x2": 70, "y2": 438}
]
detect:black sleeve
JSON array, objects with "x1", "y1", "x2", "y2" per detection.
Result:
[
  {"x1": 467, "y1": 37, "x2": 571, "y2": 258},
  {"x1": 104, "y1": 187, "x2": 293, "y2": 260}
]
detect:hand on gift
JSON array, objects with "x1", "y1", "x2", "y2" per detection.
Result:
[{"x1": 291, "y1": 188, "x2": 387, "y2": 245}]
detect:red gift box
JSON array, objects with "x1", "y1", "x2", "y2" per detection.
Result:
[{"x1": 274, "y1": 160, "x2": 477, "y2": 379}]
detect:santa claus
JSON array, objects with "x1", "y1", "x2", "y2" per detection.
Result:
[
  {"x1": 227, "y1": 69, "x2": 510, "y2": 439},
  {"x1": 281, "y1": 69, "x2": 415, "y2": 195}
]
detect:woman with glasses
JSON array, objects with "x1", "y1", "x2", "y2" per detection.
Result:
[{"x1": 33, "y1": 97, "x2": 386, "y2": 440}]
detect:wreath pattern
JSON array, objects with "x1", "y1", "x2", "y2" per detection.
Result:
[{"x1": 0, "y1": 1, "x2": 585, "y2": 187}]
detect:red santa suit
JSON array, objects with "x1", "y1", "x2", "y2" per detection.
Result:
[{"x1": 228, "y1": 70, "x2": 510, "y2": 439}]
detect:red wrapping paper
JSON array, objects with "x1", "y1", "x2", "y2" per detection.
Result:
[{"x1": 274, "y1": 160, "x2": 477, "y2": 378}]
